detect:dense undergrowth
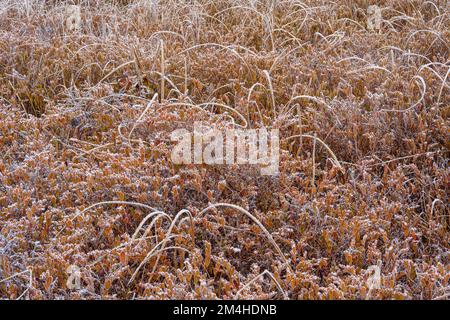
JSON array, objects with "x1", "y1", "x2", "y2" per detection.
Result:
[{"x1": 0, "y1": 0, "x2": 449, "y2": 299}]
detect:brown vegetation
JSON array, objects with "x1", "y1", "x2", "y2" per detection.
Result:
[{"x1": 0, "y1": 0, "x2": 448, "y2": 299}]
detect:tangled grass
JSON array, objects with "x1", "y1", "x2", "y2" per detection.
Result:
[{"x1": 0, "y1": 0, "x2": 449, "y2": 299}]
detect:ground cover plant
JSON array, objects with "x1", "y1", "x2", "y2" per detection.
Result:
[{"x1": 0, "y1": 0, "x2": 448, "y2": 299}]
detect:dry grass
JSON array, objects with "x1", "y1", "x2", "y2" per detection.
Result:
[{"x1": 0, "y1": 0, "x2": 449, "y2": 300}]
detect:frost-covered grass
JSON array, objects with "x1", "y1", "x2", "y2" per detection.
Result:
[{"x1": 0, "y1": 0, "x2": 448, "y2": 299}]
